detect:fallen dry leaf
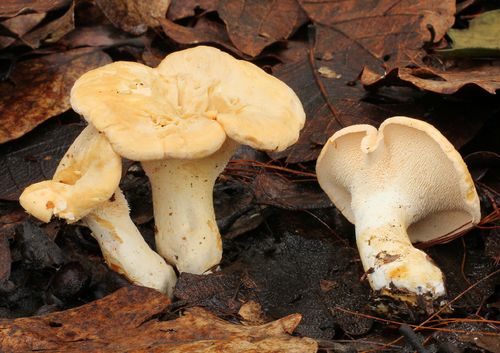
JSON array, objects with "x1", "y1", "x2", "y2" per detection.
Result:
[
  {"x1": 96, "y1": 0, "x2": 171, "y2": 35},
  {"x1": 161, "y1": 16, "x2": 242, "y2": 56},
  {"x1": 297, "y1": 0, "x2": 455, "y2": 85},
  {"x1": 0, "y1": 48, "x2": 110, "y2": 144},
  {"x1": 238, "y1": 301, "x2": 267, "y2": 325},
  {"x1": 397, "y1": 64, "x2": 500, "y2": 94},
  {"x1": 0, "y1": 0, "x2": 70, "y2": 18},
  {"x1": 21, "y1": 1, "x2": 75, "y2": 48},
  {"x1": 0, "y1": 13, "x2": 46, "y2": 48},
  {"x1": 167, "y1": 0, "x2": 219, "y2": 20},
  {"x1": 218, "y1": 0, "x2": 307, "y2": 57},
  {"x1": 0, "y1": 286, "x2": 318, "y2": 352},
  {"x1": 0, "y1": 35, "x2": 16, "y2": 49}
]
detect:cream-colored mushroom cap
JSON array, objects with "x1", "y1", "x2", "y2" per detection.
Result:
[
  {"x1": 20, "y1": 125, "x2": 121, "y2": 223},
  {"x1": 70, "y1": 46, "x2": 305, "y2": 161},
  {"x1": 316, "y1": 117, "x2": 480, "y2": 242}
]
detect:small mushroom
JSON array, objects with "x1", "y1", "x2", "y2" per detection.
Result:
[
  {"x1": 19, "y1": 125, "x2": 177, "y2": 296},
  {"x1": 70, "y1": 46, "x2": 305, "y2": 274},
  {"x1": 316, "y1": 117, "x2": 481, "y2": 303}
]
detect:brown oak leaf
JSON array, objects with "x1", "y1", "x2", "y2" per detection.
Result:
[
  {"x1": 0, "y1": 0, "x2": 70, "y2": 18},
  {"x1": 0, "y1": 48, "x2": 111, "y2": 143},
  {"x1": 218, "y1": 0, "x2": 308, "y2": 57},
  {"x1": 0, "y1": 286, "x2": 318, "y2": 352},
  {"x1": 167, "y1": 0, "x2": 219, "y2": 20},
  {"x1": 397, "y1": 64, "x2": 500, "y2": 94},
  {"x1": 298, "y1": 0, "x2": 455, "y2": 84}
]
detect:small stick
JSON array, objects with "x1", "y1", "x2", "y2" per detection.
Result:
[{"x1": 398, "y1": 324, "x2": 430, "y2": 353}]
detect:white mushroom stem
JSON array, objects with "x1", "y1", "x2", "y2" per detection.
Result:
[
  {"x1": 142, "y1": 139, "x2": 240, "y2": 274},
  {"x1": 353, "y1": 193, "x2": 445, "y2": 300},
  {"x1": 84, "y1": 189, "x2": 177, "y2": 296}
]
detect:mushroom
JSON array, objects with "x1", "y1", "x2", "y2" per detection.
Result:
[
  {"x1": 316, "y1": 117, "x2": 481, "y2": 303},
  {"x1": 70, "y1": 45, "x2": 305, "y2": 274},
  {"x1": 19, "y1": 125, "x2": 177, "y2": 296}
]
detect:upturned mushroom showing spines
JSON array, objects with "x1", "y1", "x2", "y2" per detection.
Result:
[
  {"x1": 19, "y1": 125, "x2": 177, "y2": 295},
  {"x1": 70, "y1": 46, "x2": 305, "y2": 275},
  {"x1": 316, "y1": 117, "x2": 480, "y2": 303}
]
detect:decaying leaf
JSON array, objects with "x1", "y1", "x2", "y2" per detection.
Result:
[
  {"x1": 0, "y1": 13, "x2": 46, "y2": 49},
  {"x1": 96, "y1": 0, "x2": 171, "y2": 35},
  {"x1": 0, "y1": 48, "x2": 110, "y2": 144},
  {"x1": 0, "y1": 0, "x2": 70, "y2": 18},
  {"x1": 218, "y1": 0, "x2": 307, "y2": 57},
  {"x1": 0, "y1": 286, "x2": 318, "y2": 352},
  {"x1": 17, "y1": 219, "x2": 65, "y2": 270},
  {"x1": 174, "y1": 271, "x2": 256, "y2": 315},
  {"x1": 0, "y1": 121, "x2": 84, "y2": 200},
  {"x1": 397, "y1": 64, "x2": 500, "y2": 94},
  {"x1": 253, "y1": 173, "x2": 332, "y2": 210},
  {"x1": 439, "y1": 9, "x2": 500, "y2": 58},
  {"x1": 0, "y1": 234, "x2": 11, "y2": 282},
  {"x1": 298, "y1": 0, "x2": 456, "y2": 86},
  {"x1": 161, "y1": 16, "x2": 242, "y2": 56},
  {"x1": 21, "y1": 2, "x2": 75, "y2": 48},
  {"x1": 167, "y1": 0, "x2": 219, "y2": 20}
]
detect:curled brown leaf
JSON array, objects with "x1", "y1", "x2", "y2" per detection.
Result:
[{"x1": 0, "y1": 286, "x2": 318, "y2": 352}]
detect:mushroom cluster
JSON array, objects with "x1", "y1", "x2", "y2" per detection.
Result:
[
  {"x1": 316, "y1": 117, "x2": 480, "y2": 304},
  {"x1": 19, "y1": 46, "x2": 306, "y2": 294},
  {"x1": 19, "y1": 45, "x2": 479, "y2": 307}
]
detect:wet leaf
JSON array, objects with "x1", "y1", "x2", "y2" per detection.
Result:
[
  {"x1": 167, "y1": 0, "x2": 219, "y2": 20},
  {"x1": 433, "y1": 321, "x2": 499, "y2": 352},
  {"x1": 161, "y1": 16, "x2": 242, "y2": 56},
  {"x1": 96, "y1": 0, "x2": 171, "y2": 35},
  {"x1": 299, "y1": 0, "x2": 455, "y2": 85},
  {"x1": 21, "y1": 2, "x2": 75, "y2": 48},
  {"x1": 16, "y1": 219, "x2": 65, "y2": 270},
  {"x1": 439, "y1": 10, "x2": 500, "y2": 58},
  {"x1": 485, "y1": 229, "x2": 500, "y2": 264},
  {"x1": 50, "y1": 262, "x2": 89, "y2": 300},
  {"x1": 0, "y1": 48, "x2": 110, "y2": 144},
  {"x1": 218, "y1": 0, "x2": 307, "y2": 57},
  {"x1": 0, "y1": 121, "x2": 84, "y2": 200},
  {"x1": 460, "y1": 334, "x2": 500, "y2": 353},
  {"x1": 427, "y1": 233, "x2": 498, "y2": 311},
  {"x1": 396, "y1": 63, "x2": 500, "y2": 94},
  {"x1": 174, "y1": 271, "x2": 256, "y2": 315},
  {"x1": 0, "y1": 234, "x2": 11, "y2": 282},
  {"x1": 253, "y1": 173, "x2": 332, "y2": 210},
  {"x1": 0, "y1": 286, "x2": 317, "y2": 352},
  {"x1": 0, "y1": 0, "x2": 70, "y2": 18}
]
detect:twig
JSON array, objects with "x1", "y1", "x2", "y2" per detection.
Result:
[{"x1": 399, "y1": 324, "x2": 431, "y2": 353}]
